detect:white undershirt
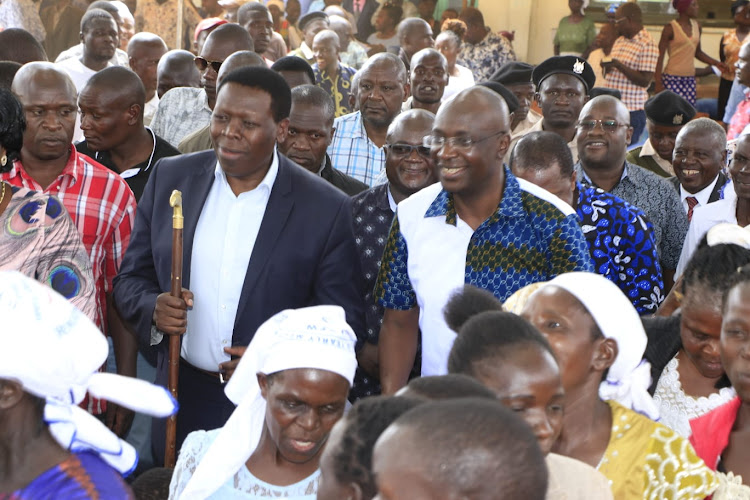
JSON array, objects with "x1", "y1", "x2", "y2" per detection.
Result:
[{"x1": 181, "y1": 150, "x2": 279, "y2": 371}]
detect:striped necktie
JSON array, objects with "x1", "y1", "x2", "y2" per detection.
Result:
[{"x1": 686, "y1": 196, "x2": 698, "y2": 222}]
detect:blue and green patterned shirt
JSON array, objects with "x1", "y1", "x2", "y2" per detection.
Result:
[{"x1": 374, "y1": 168, "x2": 593, "y2": 376}]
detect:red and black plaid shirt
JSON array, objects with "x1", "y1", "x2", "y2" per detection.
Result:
[{"x1": 2, "y1": 147, "x2": 136, "y2": 414}]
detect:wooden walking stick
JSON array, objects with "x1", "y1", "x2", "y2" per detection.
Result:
[{"x1": 165, "y1": 190, "x2": 184, "y2": 468}]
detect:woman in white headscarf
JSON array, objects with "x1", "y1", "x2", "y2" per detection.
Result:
[
  {"x1": 520, "y1": 272, "x2": 718, "y2": 500},
  {"x1": 0, "y1": 271, "x2": 176, "y2": 499},
  {"x1": 170, "y1": 305, "x2": 358, "y2": 499}
]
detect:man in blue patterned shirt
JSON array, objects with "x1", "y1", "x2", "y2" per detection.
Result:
[
  {"x1": 328, "y1": 53, "x2": 409, "y2": 186},
  {"x1": 374, "y1": 87, "x2": 593, "y2": 394},
  {"x1": 511, "y1": 131, "x2": 664, "y2": 314},
  {"x1": 311, "y1": 29, "x2": 357, "y2": 118},
  {"x1": 457, "y1": 7, "x2": 516, "y2": 83}
]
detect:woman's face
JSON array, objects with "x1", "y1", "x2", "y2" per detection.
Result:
[
  {"x1": 680, "y1": 290, "x2": 724, "y2": 379},
  {"x1": 260, "y1": 368, "x2": 350, "y2": 466},
  {"x1": 721, "y1": 283, "x2": 750, "y2": 401},
  {"x1": 569, "y1": 0, "x2": 584, "y2": 14},
  {"x1": 521, "y1": 286, "x2": 601, "y2": 393},
  {"x1": 475, "y1": 344, "x2": 564, "y2": 455},
  {"x1": 435, "y1": 34, "x2": 458, "y2": 68}
]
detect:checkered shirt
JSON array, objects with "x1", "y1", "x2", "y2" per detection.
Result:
[
  {"x1": 328, "y1": 111, "x2": 386, "y2": 187},
  {"x1": 605, "y1": 29, "x2": 658, "y2": 111}
]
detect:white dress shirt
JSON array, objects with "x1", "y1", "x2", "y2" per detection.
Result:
[
  {"x1": 678, "y1": 175, "x2": 720, "y2": 214},
  {"x1": 675, "y1": 196, "x2": 737, "y2": 278},
  {"x1": 181, "y1": 151, "x2": 279, "y2": 371}
]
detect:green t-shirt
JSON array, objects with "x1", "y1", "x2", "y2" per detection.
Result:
[{"x1": 554, "y1": 15, "x2": 596, "y2": 55}]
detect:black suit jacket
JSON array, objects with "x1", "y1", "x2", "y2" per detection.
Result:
[
  {"x1": 113, "y1": 150, "x2": 365, "y2": 388},
  {"x1": 670, "y1": 172, "x2": 729, "y2": 205},
  {"x1": 321, "y1": 155, "x2": 369, "y2": 196},
  {"x1": 343, "y1": 0, "x2": 378, "y2": 43}
]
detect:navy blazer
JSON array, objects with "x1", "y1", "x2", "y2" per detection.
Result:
[{"x1": 113, "y1": 150, "x2": 365, "y2": 387}]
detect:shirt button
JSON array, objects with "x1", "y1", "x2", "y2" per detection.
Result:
[
  {"x1": 221, "y1": 305, "x2": 226, "y2": 310},
  {"x1": 222, "y1": 340, "x2": 228, "y2": 345}
]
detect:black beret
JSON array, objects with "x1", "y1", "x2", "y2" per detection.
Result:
[
  {"x1": 298, "y1": 11, "x2": 328, "y2": 32},
  {"x1": 490, "y1": 62, "x2": 534, "y2": 86},
  {"x1": 477, "y1": 81, "x2": 520, "y2": 114},
  {"x1": 532, "y1": 55, "x2": 596, "y2": 93},
  {"x1": 644, "y1": 90, "x2": 696, "y2": 126},
  {"x1": 590, "y1": 87, "x2": 622, "y2": 100}
]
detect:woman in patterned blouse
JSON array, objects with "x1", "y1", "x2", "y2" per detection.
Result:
[{"x1": 0, "y1": 88, "x2": 96, "y2": 321}]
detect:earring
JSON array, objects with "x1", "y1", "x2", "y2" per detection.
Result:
[{"x1": 0, "y1": 155, "x2": 6, "y2": 167}]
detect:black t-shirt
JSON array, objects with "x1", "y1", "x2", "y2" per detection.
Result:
[{"x1": 76, "y1": 131, "x2": 180, "y2": 202}]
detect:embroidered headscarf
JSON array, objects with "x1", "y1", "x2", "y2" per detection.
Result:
[
  {"x1": 180, "y1": 305, "x2": 358, "y2": 499},
  {"x1": 0, "y1": 271, "x2": 177, "y2": 476}
]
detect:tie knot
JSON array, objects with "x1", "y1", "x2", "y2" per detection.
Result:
[{"x1": 686, "y1": 196, "x2": 698, "y2": 208}]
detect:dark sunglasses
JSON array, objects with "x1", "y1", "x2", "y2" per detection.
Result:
[
  {"x1": 386, "y1": 144, "x2": 432, "y2": 157},
  {"x1": 194, "y1": 56, "x2": 222, "y2": 72}
]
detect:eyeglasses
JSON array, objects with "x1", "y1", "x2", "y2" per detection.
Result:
[
  {"x1": 194, "y1": 56, "x2": 222, "y2": 72},
  {"x1": 423, "y1": 130, "x2": 506, "y2": 150},
  {"x1": 386, "y1": 143, "x2": 432, "y2": 157},
  {"x1": 577, "y1": 119, "x2": 629, "y2": 133}
]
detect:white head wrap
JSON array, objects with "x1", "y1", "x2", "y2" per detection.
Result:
[
  {"x1": 538, "y1": 272, "x2": 660, "y2": 420},
  {"x1": 706, "y1": 223, "x2": 750, "y2": 249},
  {"x1": 180, "y1": 305, "x2": 358, "y2": 500},
  {"x1": 581, "y1": 0, "x2": 590, "y2": 14},
  {"x1": 0, "y1": 271, "x2": 177, "y2": 476}
]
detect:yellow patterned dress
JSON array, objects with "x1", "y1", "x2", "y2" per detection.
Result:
[{"x1": 597, "y1": 401, "x2": 718, "y2": 500}]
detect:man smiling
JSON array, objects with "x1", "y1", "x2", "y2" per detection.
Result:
[
  {"x1": 114, "y1": 67, "x2": 364, "y2": 460},
  {"x1": 404, "y1": 48, "x2": 448, "y2": 115},
  {"x1": 312, "y1": 30, "x2": 356, "y2": 118},
  {"x1": 375, "y1": 86, "x2": 593, "y2": 393}
]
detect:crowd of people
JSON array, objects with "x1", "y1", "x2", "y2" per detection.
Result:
[{"x1": 2, "y1": 0, "x2": 750, "y2": 498}]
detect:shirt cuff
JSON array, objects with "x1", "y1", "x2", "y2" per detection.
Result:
[{"x1": 150, "y1": 324, "x2": 164, "y2": 346}]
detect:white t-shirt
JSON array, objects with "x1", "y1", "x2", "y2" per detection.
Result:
[{"x1": 442, "y1": 64, "x2": 475, "y2": 102}]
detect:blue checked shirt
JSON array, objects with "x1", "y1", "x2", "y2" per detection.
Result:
[{"x1": 328, "y1": 111, "x2": 386, "y2": 187}]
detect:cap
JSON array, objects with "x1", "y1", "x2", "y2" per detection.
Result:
[
  {"x1": 477, "y1": 81, "x2": 520, "y2": 114},
  {"x1": 298, "y1": 11, "x2": 329, "y2": 32},
  {"x1": 194, "y1": 17, "x2": 228, "y2": 42},
  {"x1": 490, "y1": 62, "x2": 534, "y2": 86},
  {"x1": 644, "y1": 90, "x2": 696, "y2": 126},
  {"x1": 532, "y1": 55, "x2": 596, "y2": 93}
]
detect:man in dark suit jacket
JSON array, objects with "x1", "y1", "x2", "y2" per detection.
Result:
[
  {"x1": 343, "y1": 0, "x2": 378, "y2": 43},
  {"x1": 113, "y1": 67, "x2": 365, "y2": 462},
  {"x1": 669, "y1": 118, "x2": 732, "y2": 222},
  {"x1": 280, "y1": 84, "x2": 368, "y2": 196}
]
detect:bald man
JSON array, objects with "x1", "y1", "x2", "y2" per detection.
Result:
[
  {"x1": 127, "y1": 32, "x2": 168, "y2": 125},
  {"x1": 312, "y1": 29, "x2": 356, "y2": 118},
  {"x1": 328, "y1": 53, "x2": 410, "y2": 186},
  {"x1": 3, "y1": 63, "x2": 137, "y2": 432},
  {"x1": 575, "y1": 95, "x2": 687, "y2": 289},
  {"x1": 405, "y1": 48, "x2": 448, "y2": 114},
  {"x1": 375, "y1": 86, "x2": 593, "y2": 394},
  {"x1": 397, "y1": 17, "x2": 433, "y2": 72},
  {"x1": 76, "y1": 66, "x2": 180, "y2": 200},
  {"x1": 156, "y1": 49, "x2": 200, "y2": 99},
  {"x1": 150, "y1": 23, "x2": 254, "y2": 147},
  {"x1": 373, "y1": 399, "x2": 548, "y2": 500},
  {"x1": 177, "y1": 50, "x2": 267, "y2": 154}
]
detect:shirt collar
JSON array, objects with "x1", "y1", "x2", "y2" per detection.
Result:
[
  {"x1": 640, "y1": 139, "x2": 675, "y2": 175},
  {"x1": 386, "y1": 185, "x2": 397, "y2": 212},
  {"x1": 214, "y1": 146, "x2": 279, "y2": 196},
  {"x1": 679, "y1": 174, "x2": 720, "y2": 206},
  {"x1": 424, "y1": 166, "x2": 525, "y2": 225},
  {"x1": 13, "y1": 146, "x2": 80, "y2": 189},
  {"x1": 579, "y1": 161, "x2": 628, "y2": 187},
  {"x1": 300, "y1": 42, "x2": 314, "y2": 60}
]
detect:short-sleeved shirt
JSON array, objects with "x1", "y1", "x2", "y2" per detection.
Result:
[
  {"x1": 606, "y1": 29, "x2": 658, "y2": 111},
  {"x1": 576, "y1": 183, "x2": 664, "y2": 314},
  {"x1": 4, "y1": 148, "x2": 136, "y2": 332},
  {"x1": 313, "y1": 62, "x2": 357, "y2": 118},
  {"x1": 328, "y1": 111, "x2": 386, "y2": 187},
  {"x1": 149, "y1": 87, "x2": 212, "y2": 148},
  {"x1": 458, "y1": 31, "x2": 516, "y2": 83},
  {"x1": 554, "y1": 15, "x2": 597, "y2": 56},
  {"x1": 577, "y1": 162, "x2": 687, "y2": 270},
  {"x1": 374, "y1": 168, "x2": 593, "y2": 376}
]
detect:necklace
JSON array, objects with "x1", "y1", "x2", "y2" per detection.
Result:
[{"x1": 0, "y1": 181, "x2": 6, "y2": 206}]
